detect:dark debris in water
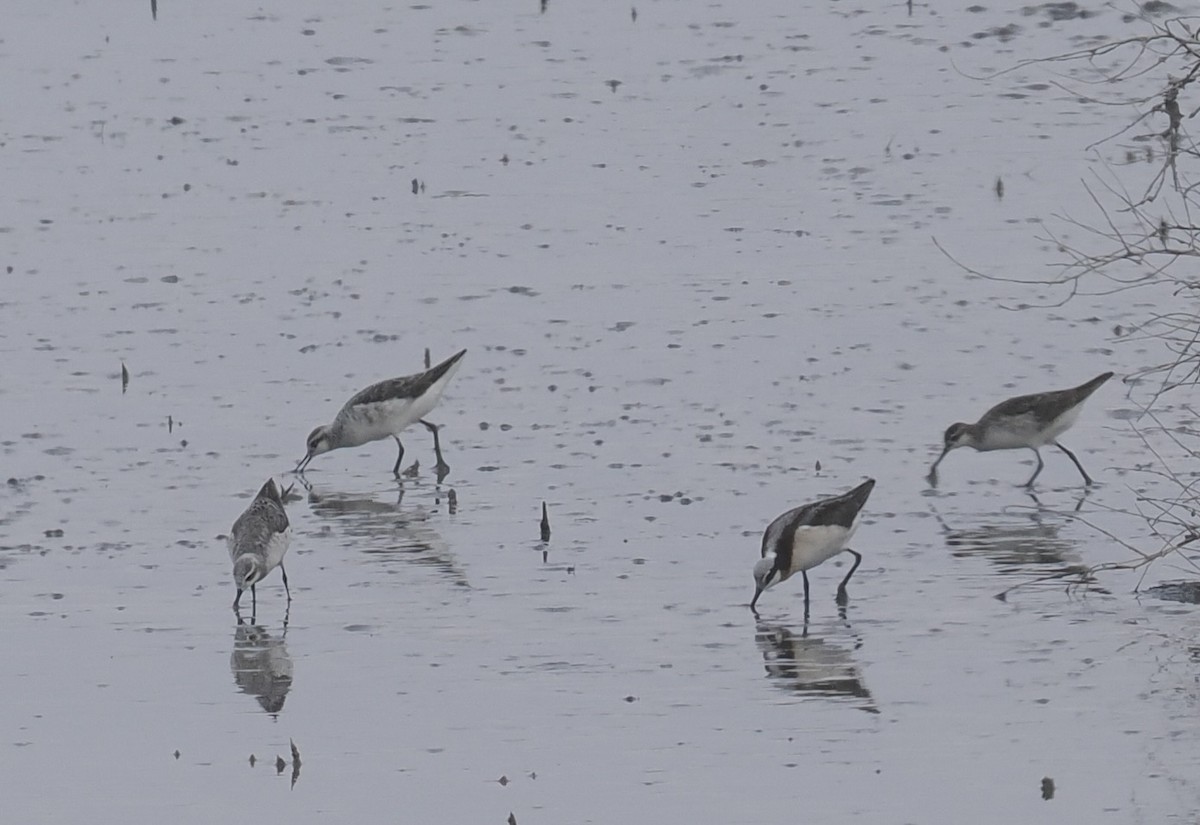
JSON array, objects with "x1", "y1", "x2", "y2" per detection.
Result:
[
  {"x1": 971, "y1": 23, "x2": 1020, "y2": 42},
  {"x1": 1022, "y1": 2, "x2": 1093, "y2": 20},
  {"x1": 650, "y1": 490, "x2": 700, "y2": 505},
  {"x1": 1143, "y1": 580, "x2": 1200, "y2": 604},
  {"x1": 1135, "y1": 0, "x2": 1178, "y2": 18},
  {"x1": 1041, "y1": 776, "x2": 1055, "y2": 800}
]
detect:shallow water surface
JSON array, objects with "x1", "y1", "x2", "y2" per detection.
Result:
[{"x1": 3, "y1": 0, "x2": 1200, "y2": 822}]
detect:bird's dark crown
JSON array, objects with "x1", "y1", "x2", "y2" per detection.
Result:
[{"x1": 943, "y1": 422, "x2": 971, "y2": 446}]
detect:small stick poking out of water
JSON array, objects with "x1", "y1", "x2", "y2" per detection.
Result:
[
  {"x1": 151, "y1": 0, "x2": 157, "y2": 21},
  {"x1": 121, "y1": 362, "x2": 129, "y2": 393},
  {"x1": 424, "y1": 347, "x2": 431, "y2": 369},
  {"x1": 540, "y1": 501, "x2": 551, "y2": 541},
  {"x1": 290, "y1": 739, "x2": 302, "y2": 788},
  {"x1": 995, "y1": 176, "x2": 1004, "y2": 199}
]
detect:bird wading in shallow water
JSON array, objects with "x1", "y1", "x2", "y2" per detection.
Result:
[
  {"x1": 229, "y1": 478, "x2": 292, "y2": 613},
  {"x1": 296, "y1": 349, "x2": 466, "y2": 479},
  {"x1": 751, "y1": 478, "x2": 876, "y2": 612},
  {"x1": 928, "y1": 372, "x2": 1113, "y2": 488}
]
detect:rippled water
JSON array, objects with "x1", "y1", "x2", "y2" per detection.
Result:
[{"x1": 3, "y1": 1, "x2": 1200, "y2": 822}]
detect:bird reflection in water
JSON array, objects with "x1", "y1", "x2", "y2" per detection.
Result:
[
  {"x1": 755, "y1": 621, "x2": 878, "y2": 714},
  {"x1": 231, "y1": 612, "x2": 293, "y2": 716},
  {"x1": 933, "y1": 495, "x2": 1100, "y2": 592},
  {"x1": 301, "y1": 480, "x2": 468, "y2": 587}
]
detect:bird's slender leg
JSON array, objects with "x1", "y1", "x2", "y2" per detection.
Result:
[
  {"x1": 837, "y1": 549, "x2": 863, "y2": 605},
  {"x1": 251, "y1": 584, "x2": 257, "y2": 614},
  {"x1": 802, "y1": 571, "x2": 811, "y2": 622},
  {"x1": 392, "y1": 436, "x2": 405, "y2": 478},
  {"x1": 420, "y1": 419, "x2": 449, "y2": 480},
  {"x1": 281, "y1": 565, "x2": 291, "y2": 602},
  {"x1": 1023, "y1": 448, "x2": 1045, "y2": 487},
  {"x1": 1055, "y1": 440, "x2": 1095, "y2": 485}
]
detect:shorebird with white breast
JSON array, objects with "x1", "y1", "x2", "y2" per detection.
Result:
[
  {"x1": 229, "y1": 478, "x2": 291, "y2": 612},
  {"x1": 928, "y1": 372, "x2": 1113, "y2": 488},
  {"x1": 751, "y1": 478, "x2": 876, "y2": 612},
  {"x1": 296, "y1": 349, "x2": 466, "y2": 478}
]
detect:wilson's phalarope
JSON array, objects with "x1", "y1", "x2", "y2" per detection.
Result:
[
  {"x1": 751, "y1": 478, "x2": 876, "y2": 611},
  {"x1": 229, "y1": 478, "x2": 291, "y2": 612},
  {"x1": 928, "y1": 372, "x2": 1113, "y2": 487},
  {"x1": 296, "y1": 349, "x2": 466, "y2": 478}
]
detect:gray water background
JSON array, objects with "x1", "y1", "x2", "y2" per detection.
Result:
[{"x1": 2, "y1": 1, "x2": 1199, "y2": 822}]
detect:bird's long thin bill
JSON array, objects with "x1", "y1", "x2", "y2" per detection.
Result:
[
  {"x1": 750, "y1": 587, "x2": 763, "y2": 610},
  {"x1": 928, "y1": 448, "x2": 949, "y2": 476},
  {"x1": 294, "y1": 454, "x2": 312, "y2": 474}
]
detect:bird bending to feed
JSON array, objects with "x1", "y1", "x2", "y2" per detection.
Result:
[
  {"x1": 751, "y1": 478, "x2": 875, "y2": 612},
  {"x1": 928, "y1": 372, "x2": 1113, "y2": 488},
  {"x1": 296, "y1": 349, "x2": 466, "y2": 478},
  {"x1": 229, "y1": 478, "x2": 292, "y2": 612}
]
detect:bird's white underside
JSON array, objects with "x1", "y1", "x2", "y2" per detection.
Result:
[
  {"x1": 341, "y1": 397, "x2": 424, "y2": 445},
  {"x1": 263, "y1": 529, "x2": 290, "y2": 572},
  {"x1": 783, "y1": 522, "x2": 857, "y2": 577},
  {"x1": 228, "y1": 527, "x2": 290, "y2": 573},
  {"x1": 978, "y1": 405, "x2": 1082, "y2": 450},
  {"x1": 337, "y1": 363, "x2": 459, "y2": 448}
]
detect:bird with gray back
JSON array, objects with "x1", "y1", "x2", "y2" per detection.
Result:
[
  {"x1": 928, "y1": 372, "x2": 1113, "y2": 487},
  {"x1": 297, "y1": 349, "x2": 466, "y2": 479},
  {"x1": 229, "y1": 478, "x2": 291, "y2": 612},
  {"x1": 752, "y1": 478, "x2": 876, "y2": 612}
]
